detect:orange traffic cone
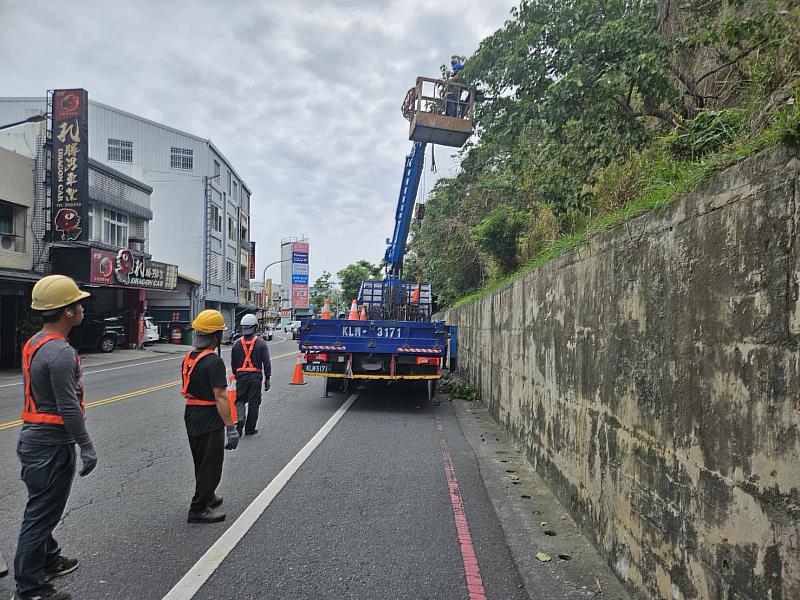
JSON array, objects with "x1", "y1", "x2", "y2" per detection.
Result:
[
  {"x1": 359, "y1": 306, "x2": 367, "y2": 320},
  {"x1": 290, "y1": 353, "x2": 307, "y2": 385},
  {"x1": 227, "y1": 374, "x2": 239, "y2": 420},
  {"x1": 321, "y1": 298, "x2": 332, "y2": 320},
  {"x1": 411, "y1": 283, "x2": 421, "y2": 304},
  {"x1": 348, "y1": 299, "x2": 359, "y2": 320}
]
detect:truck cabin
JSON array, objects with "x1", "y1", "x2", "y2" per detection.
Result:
[{"x1": 402, "y1": 76, "x2": 474, "y2": 148}]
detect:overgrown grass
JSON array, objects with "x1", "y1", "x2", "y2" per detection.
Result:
[{"x1": 451, "y1": 96, "x2": 799, "y2": 310}]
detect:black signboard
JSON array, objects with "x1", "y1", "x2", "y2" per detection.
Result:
[{"x1": 51, "y1": 89, "x2": 89, "y2": 241}]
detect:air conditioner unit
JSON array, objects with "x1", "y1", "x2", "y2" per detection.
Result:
[{"x1": 0, "y1": 234, "x2": 15, "y2": 251}]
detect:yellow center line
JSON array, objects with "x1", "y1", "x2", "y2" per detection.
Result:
[{"x1": 0, "y1": 351, "x2": 298, "y2": 432}]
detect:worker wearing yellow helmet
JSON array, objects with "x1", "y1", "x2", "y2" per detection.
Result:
[
  {"x1": 180, "y1": 309, "x2": 239, "y2": 524},
  {"x1": 14, "y1": 275, "x2": 95, "y2": 600}
]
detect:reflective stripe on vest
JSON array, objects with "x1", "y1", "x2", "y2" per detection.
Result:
[
  {"x1": 21, "y1": 334, "x2": 84, "y2": 425},
  {"x1": 236, "y1": 337, "x2": 261, "y2": 373},
  {"x1": 181, "y1": 349, "x2": 217, "y2": 406}
]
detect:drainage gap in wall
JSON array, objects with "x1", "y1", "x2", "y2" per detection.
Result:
[
  {"x1": 506, "y1": 469, "x2": 516, "y2": 473},
  {"x1": 520, "y1": 495, "x2": 531, "y2": 499},
  {"x1": 544, "y1": 530, "x2": 557, "y2": 536},
  {"x1": 558, "y1": 554, "x2": 572, "y2": 561}
]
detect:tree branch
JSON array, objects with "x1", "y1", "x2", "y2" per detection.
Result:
[{"x1": 695, "y1": 37, "x2": 769, "y2": 85}]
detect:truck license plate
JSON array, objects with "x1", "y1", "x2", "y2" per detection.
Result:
[
  {"x1": 305, "y1": 364, "x2": 329, "y2": 373},
  {"x1": 341, "y1": 326, "x2": 401, "y2": 338}
]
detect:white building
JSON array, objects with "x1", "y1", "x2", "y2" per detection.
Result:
[{"x1": 0, "y1": 96, "x2": 253, "y2": 330}]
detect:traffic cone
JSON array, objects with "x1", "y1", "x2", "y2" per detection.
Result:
[
  {"x1": 227, "y1": 374, "x2": 238, "y2": 421},
  {"x1": 359, "y1": 306, "x2": 367, "y2": 320},
  {"x1": 321, "y1": 298, "x2": 332, "y2": 320},
  {"x1": 411, "y1": 283, "x2": 421, "y2": 304},
  {"x1": 290, "y1": 353, "x2": 307, "y2": 385},
  {"x1": 348, "y1": 299, "x2": 359, "y2": 320}
]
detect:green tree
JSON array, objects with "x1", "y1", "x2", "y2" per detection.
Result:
[
  {"x1": 309, "y1": 271, "x2": 337, "y2": 314},
  {"x1": 337, "y1": 260, "x2": 382, "y2": 304}
]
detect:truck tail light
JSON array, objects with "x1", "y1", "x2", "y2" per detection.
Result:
[
  {"x1": 305, "y1": 353, "x2": 328, "y2": 363},
  {"x1": 416, "y1": 356, "x2": 440, "y2": 365}
]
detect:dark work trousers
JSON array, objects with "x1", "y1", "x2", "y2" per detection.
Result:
[
  {"x1": 14, "y1": 440, "x2": 76, "y2": 595},
  {"x1": 235, "y1": 376, "x2": 262, "y2": 433},
  {"x1": 187, "y1": 428, "x2": 224, "y2": 513}
]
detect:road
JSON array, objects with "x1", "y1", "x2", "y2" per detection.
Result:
[{"x1": 0, "y1": 337, "x2": 629, "y2": 600}]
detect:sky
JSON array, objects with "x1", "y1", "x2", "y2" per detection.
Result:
[{"x1": 0, "y1": 0, "x2": 513, "y2": 286}]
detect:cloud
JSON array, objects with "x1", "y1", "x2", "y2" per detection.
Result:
[{"x1": 0, "y1": 0, "x2": 513, "y2": 283}]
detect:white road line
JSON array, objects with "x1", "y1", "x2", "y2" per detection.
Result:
[{"x1": 162, "y1": 391, "x2": 359, "y2": 600}]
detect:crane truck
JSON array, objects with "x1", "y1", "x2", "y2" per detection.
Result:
[{"x1": 297, "y1": 74, "x2": 474, "y2": 400}]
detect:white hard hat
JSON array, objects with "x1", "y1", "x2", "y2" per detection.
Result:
[{"x1": 241, "y1": 314, "x2": 258, "y2": 327}]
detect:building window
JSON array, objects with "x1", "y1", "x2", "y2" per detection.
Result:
[
  {"x1": 209, "y1": 254, "x2": 221, "y2": 279},
  {"x1": 107, "y1": 138, "x2": 133, "y2": 163},
  {"x1": 170, "y1": 147, "x2": 193, "y2": 170},
  {"x1": 87, "y1": 204, "x2": 93, "y2": 240},
  {"x1": 213, "y1": 160, "x2": 220, "y2": 179},
  {"x1": 233, "y1": 181, "x2": 238, "y2": 204},
  {"x1": 228, "y1": 215, "x2": 236, "y2": 240},
  {"x1": 102, "y1": 208, "x2": 129, "y2": 248},
  {"x1": 0, "y1": 203, "x2": 12, "y2": 234},
  {"x1": 210, "y1": 204, "x2": 222, "y2": 233},
  {"x1": 240, "y1": 225, "x2": 247, "y2": 241},
  {"x1": 227, "y1": 171, "x2": 232, "y2": 194},
  {"x1": 226, "y1": 260, "x2": 235, "y2": 284}
]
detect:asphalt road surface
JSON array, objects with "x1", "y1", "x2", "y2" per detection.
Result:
[{"x1": 0, "y1": 337, "x2": 628, "y2": 600}]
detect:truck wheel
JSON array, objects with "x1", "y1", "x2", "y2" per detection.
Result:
[{"x1": 98, "y1": 335, "x2": 117, "y2": 353}]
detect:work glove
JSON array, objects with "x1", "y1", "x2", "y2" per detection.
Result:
[
  {"x1": 264, "y1": 378, "x2": 271, "y2": 392},
  {"x1": 225, "y1": 425, "x2": 240, "y2": 451},
  {"x1": 79, "y1": 443, "x2": 98, "y2": 477}
]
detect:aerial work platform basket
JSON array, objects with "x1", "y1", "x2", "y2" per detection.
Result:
[{"x1": 403, "y1": 76, "x2": 474, "y2": 148}]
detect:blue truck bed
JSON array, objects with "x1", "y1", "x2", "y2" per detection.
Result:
[{"x1": 297, "y1": 318, "x2": 446, "y2": 381}]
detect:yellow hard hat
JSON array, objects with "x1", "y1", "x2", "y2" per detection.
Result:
[
  {"x1": 192, "y1": 309, "x2": 228, "y2": 334},
  {"x1": 31, "y1": 274, "x2": 91, "y2": 311}
]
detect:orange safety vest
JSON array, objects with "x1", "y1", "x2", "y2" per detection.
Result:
[
  {"x1": 235, "y1": 337, "x2": 261, "y2": 373},
  {"x1": 181, "y1": 349, "x2": 238, "y2": 421},
  {"x1": 21, "y1": 334, "x2": 85, "y2": 425},
  {"x1": 181, "y1": 349, "x2": 218, "y2": 407}
]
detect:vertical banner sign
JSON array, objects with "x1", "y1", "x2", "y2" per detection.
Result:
[
  {"x1": 291, "y1": 241, "x2": 309, "y2": 309},
  {"x1": 51, "y1": 89, "x2": 89, "y2": 241},
  {"x1": 249, "y1": 241, "x2": 256, "y2": 279}
]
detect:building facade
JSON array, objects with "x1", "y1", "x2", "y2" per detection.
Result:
[{"x1": 0, "y1": 96, "x2": 253, "y2": 331}]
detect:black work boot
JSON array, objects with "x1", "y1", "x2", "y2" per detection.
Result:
[
  {"x1": 0, "y1": 550, "x2": 7, "y2": 578},
  {"x1": 13, "y1": 584, "x2": 72, "y2": 599},
  {"x1": 245, "y1": 429, "x2": 258, "y2": 436},
  {"x1": 187, "y1": 507, "x2": 226, "y2": 523},
  {"x1": 209, "y1": 494, "x2": 223, "y2": 509},
  {"x1": 235, "y1": 422, "x2": 244, "y2": 437},
  {"x1": 45, "y1": 556, "x2": 79, "y2": 581}
]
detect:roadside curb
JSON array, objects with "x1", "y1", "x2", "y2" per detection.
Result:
[{"x1": 451, "y1": 397, "x2": 631, "y2": 599}]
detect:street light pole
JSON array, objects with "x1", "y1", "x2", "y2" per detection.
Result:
[
  {"x1": 0, "y1": 114, "x2": 47, "y2": 132},
  {"x1": 261, "y1": 259, "x2": 289, "y2": 321}
]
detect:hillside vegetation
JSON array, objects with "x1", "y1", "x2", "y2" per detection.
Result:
[{"x1": 407, "y1": 0, "x2": 800, "y2": 309}]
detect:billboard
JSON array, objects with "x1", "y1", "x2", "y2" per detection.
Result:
[
  {"x1": 89, "y1": 247, "x2": 178, "y2": 289},
  {"x1": 51, "y1": 89, "x2": 89, "y2": 241},
  {"x1": 249, "y1": 241, "x2": 256, "y2": 279},
  {"x1": 291, "y1": 242, "x2": 309, "y2": 308}
]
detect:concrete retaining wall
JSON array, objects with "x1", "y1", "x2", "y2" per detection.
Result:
[{"x1": 444, "y1": 148, "x2": 800, "y2": 598}]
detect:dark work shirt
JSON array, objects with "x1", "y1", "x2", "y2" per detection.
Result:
[
  {"x1": 183, "y1": 350, "x2": 227, "y2": 436},
  {"x1": 20, "y1": 332, "x2": 91, "y2": 447},
  {"x1": 231, "y1": 335, "x2": 272, "y2": 381}
]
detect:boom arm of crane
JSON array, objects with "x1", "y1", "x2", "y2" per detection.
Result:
[{"x1": 383, "y1": 141, "x2": 426, "y2": 279}]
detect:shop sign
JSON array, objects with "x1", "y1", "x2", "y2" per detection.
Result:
[
  {"x1": 51, "y1": 89, "x2": 89, "y2": 241},
  {"x1": 249, "y1": 241, "x2": 256, "y2": 279},
  {"x1": 280, "y1": 309, "x2": 292, "y2": 318},
  {"x1": 90, "y1": 248, "x2": 178, "y2": 290},
  {"x1": 291, "y1": 241, "x2": 309, "y2": 309}
]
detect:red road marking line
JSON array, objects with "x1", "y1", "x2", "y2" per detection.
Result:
[{"x1": 437, "y1": 418, "x2": 487, "y2": 600}]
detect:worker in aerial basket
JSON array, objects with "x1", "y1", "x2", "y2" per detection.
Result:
[
  {"x1": 231, "y1": 313, "x2": 272, "y2": 437},
  {"x1": 181, "y1": 310, "x2": 239, "y2": 524},
  {"x1": 14, "y1": 275, "x2": 97, "y2": 600}
]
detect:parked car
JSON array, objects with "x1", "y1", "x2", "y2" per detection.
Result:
[
  {"x1": 69, "y1": 314, "x2": 127, "y2": 353},
  {"x1": 143, "y1": 317, "x2": 159, "y2": 344}
]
